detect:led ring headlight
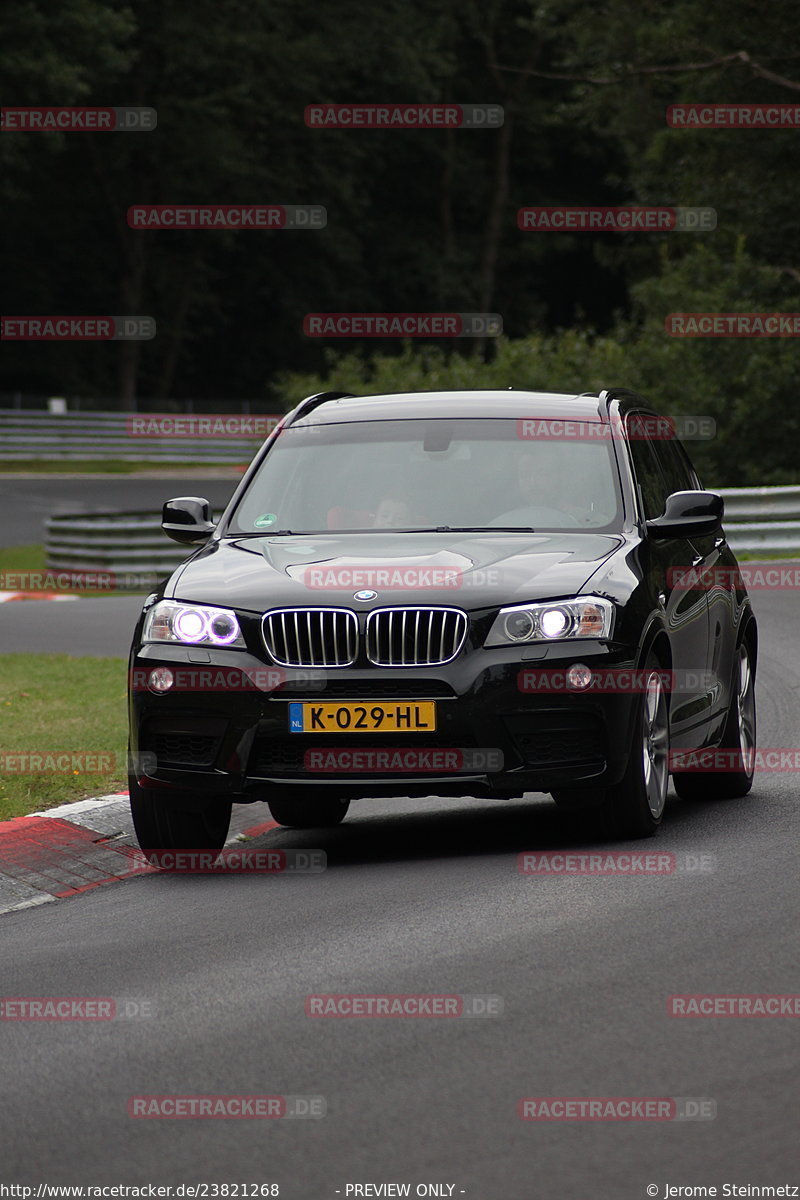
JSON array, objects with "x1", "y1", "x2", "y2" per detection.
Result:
[
  {"x1": 142, "y1": 600, "x2": 246, "y2": 649},
  {"x1": 174, "y1": 607, "x2": 210, "y2": 643},
  {"x1": 208, "y1": 611, "x2": 240, "y2": 645}
]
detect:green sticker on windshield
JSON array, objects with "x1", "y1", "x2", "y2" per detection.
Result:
[{"x1": 254, "y1": 512, "x2": 278, "y2": 528}]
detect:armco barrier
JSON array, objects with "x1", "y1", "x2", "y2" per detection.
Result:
[
  {"x1": 45, "y1": 512, "x2": 189, "y2": 580},
  {"x1": 717, "y1": 486, "x2": 800, "y2": 553},
  {"x1": 0, "y1": 408, "x2": 280, "y2": 464},
  {"x1": 42, "y1": 488, "x2": 800, "y2": 581}
]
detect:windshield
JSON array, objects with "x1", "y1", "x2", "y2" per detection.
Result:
[{"x1": 228, "y1": 418, "x2": 623, "y2": 534}]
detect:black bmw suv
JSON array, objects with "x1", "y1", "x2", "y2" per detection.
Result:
[{"x1": 128, "y1": 388, "x2": 757, "y2": 857}]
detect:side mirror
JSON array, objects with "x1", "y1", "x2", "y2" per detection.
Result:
[
  {"x1": 646, "y1": 490, "x2": 723, "y2": 540},
  {"x1": 162, "y1": 496, "x2": 216, "y2": 545}
]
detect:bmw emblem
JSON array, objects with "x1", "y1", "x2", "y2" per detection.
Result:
[{"x1": 354, "y1": 589, "x2": 378, "y2": 601}]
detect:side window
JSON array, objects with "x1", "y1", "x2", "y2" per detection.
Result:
[
  {"x1": 651, "y1": 429, "x2": 697, "y2": 497},
  {"x1": 625, "y1": 413, "x2": 670, "y2": 520},
  {"x1": 675, "y1": 439, "x2": 702, "y2": 490}
]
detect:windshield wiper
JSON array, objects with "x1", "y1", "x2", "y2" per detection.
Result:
[
  {"x1": 230, "y1": 529, "x2": 301, "y2": 538},
  {"x1": 231, "y1": 525, "x2": 539, "y2": 537},
  {"x1": 400, "y1": 525, "x2": 538, "y2": 533}
]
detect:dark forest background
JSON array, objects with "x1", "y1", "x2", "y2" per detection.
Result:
[{"x1": 2, "y1": 0, "x2": 799, "y2": 482}]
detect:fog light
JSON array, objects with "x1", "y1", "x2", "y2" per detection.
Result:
[
  {"x1": 566, "y1": 663, "x2": 593, "y2": 691},
  {"x1": 148, "y1": 667, "x2": 174, "y2": 694}
]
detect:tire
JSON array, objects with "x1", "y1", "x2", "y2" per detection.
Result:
[
  {"x1": 267, "y1": 795, "x2": 350, "y2": 829},
  {"x1": 599, "y1": 655, "x2": 670, "y2": 839},
  {"x1": 672, "y1": 639, "x2": 756, "y2": 802},
  {"x1": 129, "y1": 772, "x2": 232, "y2": 867}
]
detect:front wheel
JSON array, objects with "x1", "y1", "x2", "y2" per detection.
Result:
[
  {"x1": 672, "y1": 640, "x2": 756, "y2": 802},
  {"x1": 600, "y1": 657, "x2": 670, "y2": 839},
  {"x1": 268, "y1": 795, "x2": 350, "y2": 829},
  {"x1": 129, "y1": 773, "x2": 232, "y2": 867}
]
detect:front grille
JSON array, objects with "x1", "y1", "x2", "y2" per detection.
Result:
[
  {"x1": 250, "y1": 733, "x2": 477, "y2": 776},
  {"x1": 502, "y1": 712, "x2": 604, "y2": 769},
  {"x1": 277, "y1": 679, "x2": 456, "y2": 700},
  {"x1": 147, "y1": 732, "x2": 220, "y2": 767},
  {"x1": 366, "y1": 607, "x2": 468, "y2": 667},
  {"x1": 263, "y1": 608, "x2": 357, "y2": 668}
]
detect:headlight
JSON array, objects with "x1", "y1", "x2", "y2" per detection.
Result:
[
  {"x1": 142, "y1": 600, "x2": 245, "y2": 648},
  {"x1": 485, "y1": 596, "x2": 614, "y2": 647}
]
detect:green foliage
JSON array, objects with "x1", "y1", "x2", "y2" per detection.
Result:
[
  {"x1": 1, "y1": 0, "x2": 798, "y2": 481},
  {"x1": 275, "y1": 241, "x2": 800, "y2": 485}
]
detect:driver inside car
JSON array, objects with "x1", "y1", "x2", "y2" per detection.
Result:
[
  {"x1": 489, "y1": 448, "x2": 587, "y2": 527},
  {"x1": 372, "y1": 494, "x2": 414, "y2": 527}
]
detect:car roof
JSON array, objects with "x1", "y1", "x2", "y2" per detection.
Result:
[{"x1": 289, "y1": 389, "x2": 614, "y2": 426}]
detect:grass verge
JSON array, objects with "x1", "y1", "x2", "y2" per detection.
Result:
[
  {"x1": 734, "y1": 550, "x2": 800, "y2": 561},
  {"x1": 0, "y1": 544, "x2": 46, "y2": 574},
  {"x1": 0, "y1": 545, "x2": 154, "y2": 596},
  {"x1": 0, "y1": 461, "x2": 246, "y2": 474},
  {"x1": 0, "y1": 654, "x2": 128, "y2": 820}
]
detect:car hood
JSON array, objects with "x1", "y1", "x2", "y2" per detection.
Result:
[{"x1": 167, "y1": 532, "x2": 625, "y2": 611}]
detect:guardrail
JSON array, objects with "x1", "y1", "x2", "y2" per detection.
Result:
[
  {"x1": 0, "y1": 408, "x2": 280, "y2": 464},
  {"x1": 716, "y1": 486, "x2": 800, "y2": 553},
  {"x1": 45, "y1": 512, "x2": 190, "y2": 583},
  {"x1": 43, "y1": 487, "x2": 800, "y2": 582}
]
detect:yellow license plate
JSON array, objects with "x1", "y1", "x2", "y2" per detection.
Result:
[{"x1": 289, "y1": 701, "x2": 437, "y2": 734}]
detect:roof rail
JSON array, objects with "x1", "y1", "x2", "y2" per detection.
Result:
[
  {"x1": 600, "y1": 387, "x2": 642, "y2": 404},
  {"x1": 596, "y1": 387, "x2": 638, "y2": 417},
  {"x1": 286, "y1": 391, "x2": 355, "y2": 426}
]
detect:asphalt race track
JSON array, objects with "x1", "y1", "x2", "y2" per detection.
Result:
[
  {"x1": 1, "y1": 581, "x2": 798, "y2": 1194},
  {"x1": 0, "y1": 474, "x2": 239, "y2": 547},
  {"x1": 0, "y1": 594, "x2": 147, "y2": 654}
]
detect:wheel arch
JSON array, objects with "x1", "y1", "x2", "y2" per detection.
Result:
[
  {"x1": 637, "y1": 616, "x2": 673, "y2": 672},
  {"x1": 740, "y1": 610, "x2": 758, "y2": 672}
]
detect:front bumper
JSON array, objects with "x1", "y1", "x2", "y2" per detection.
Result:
[{"x1": 128, "y1": 637, "x2": 641, "y2": 801}]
